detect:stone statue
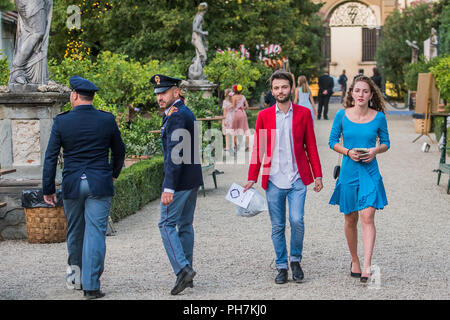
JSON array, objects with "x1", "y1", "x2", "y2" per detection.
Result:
[
  {"x1": 188, "y1": 2, "x2": 208, "y2": 80},
  {"x1": 405, "y1": 40, "x2": 419, "y2": 64},
  {"x1": 9, "y1": 0, "x2": 53, "y2": 90}
]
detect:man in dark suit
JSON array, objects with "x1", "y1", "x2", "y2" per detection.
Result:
[
  {"x1": 150, "y1": 74, "x2": 203, "y2": 295},
  {"x1": 42, "y1": 76, "x2": 125, "y2": 300},
  {"x1": 317, "y1": 69, "x2": 334, "y2": 120}
]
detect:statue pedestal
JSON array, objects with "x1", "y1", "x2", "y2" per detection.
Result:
[
  {"x1": 0, "y1": 91, "x2": 69, "y2": 240},
  {"x1": 184, "y1": 80, "x2": 217, "y2": 98}
]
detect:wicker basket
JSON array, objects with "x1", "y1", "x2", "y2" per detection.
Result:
[{"x1": 24, "y1": 207, "x2": 67, "y2": 244}]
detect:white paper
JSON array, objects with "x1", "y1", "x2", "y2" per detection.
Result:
[{"x1": 225, "y1": 183, "x2": 255, "y2": 209}]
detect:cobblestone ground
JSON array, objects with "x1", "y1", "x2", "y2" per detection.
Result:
[{"x1": 0, "y1": 102, "x2": 449, "y2": 300}]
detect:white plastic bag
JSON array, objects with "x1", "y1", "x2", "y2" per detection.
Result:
[{"x1": 235, "y1": 187, "x2": 267, "y2": 217}]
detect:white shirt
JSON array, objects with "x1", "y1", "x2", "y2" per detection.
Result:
[
  {"x1": 269, "y1": 103, "x2": 300, "y2": 189},
  {"x1": 163, "y1": 99, "x2": 182, "y2": 194}
]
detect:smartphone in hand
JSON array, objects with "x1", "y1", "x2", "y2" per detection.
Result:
[{"x1": 353, "y1": 148, "x2": 369, "y2": 154}]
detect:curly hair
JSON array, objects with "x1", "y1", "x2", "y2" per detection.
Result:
[{"x1": 345, "y1": 76, "x2": 386, "y2": 114}]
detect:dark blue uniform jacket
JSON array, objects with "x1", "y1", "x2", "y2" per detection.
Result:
[
  {"x1": 42, "y1": 104, "x2": 126, "y2": 199},
  {"x1": 161, "y1": 100, "x2": 203, "y2": 191}
]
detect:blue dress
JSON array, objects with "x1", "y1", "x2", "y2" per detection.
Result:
[
  {"x1": 297, "y1": 88, "x2": 314, "y2": 123},
  {"x1": 329, "y1": 109, "x2": 390, "y2": 214}
]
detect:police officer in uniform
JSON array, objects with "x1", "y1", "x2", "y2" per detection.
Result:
[
  {"x1": 150, "y1": 74, "x2": 203, "y2": 295},
  {"x1": 42, "y1": 76, "x2": 125, "y2": 300}
]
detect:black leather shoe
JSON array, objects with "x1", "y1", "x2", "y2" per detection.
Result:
[
  {"x1": 171, "y1": 265, "x2": 196, "y2": 295},
  {"x1": 350, "y1": 262, "x2": 361, "y2": 278},
  {"x1": 186, "y1": 280, "x2": 194, "y2": 288},
  {"x1": 290, "y1": 262, "x2": 304, "y2": 282},
  {"x1": 275, "y1": 269, "x2": 288, "y2": 284},
  {"x1": 83, "y1": 289, "x2": 105, "y2": 300}
]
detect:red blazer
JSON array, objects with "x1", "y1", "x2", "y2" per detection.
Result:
[{"x1": 248, "y1": 104, "x2": 322, "y2": 190}]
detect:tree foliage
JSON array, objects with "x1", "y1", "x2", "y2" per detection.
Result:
[
  {"x1": 49, "y1": 0, "x2": 325, "y2": 79},
  {"x1": 375, "y1": 1, "x2": 437, "y2": 97},
  {"x1": 0, "y1": 0, "x2": 13, "y2": 11},
  {"x1": 436, "y1": 2, "x2": 450, "y2": 55},
  {"x1": 204, "y1": 51, "x2": 263, "y2": 99},
  {"x1": 430, "y1": 55, "x2": 450, "y2": 102},
  {"x1": 49, "y1": 51, "x2": 182, "y2": 112}
]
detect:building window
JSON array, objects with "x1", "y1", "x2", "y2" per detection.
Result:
[{"x1": 362, "y1": 28, "x2": 377, "y2": 61}]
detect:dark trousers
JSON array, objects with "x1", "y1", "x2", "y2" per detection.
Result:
[
  {"x1": 341, "y1": 86, "x2": 346, "y2": 103},
  {"x1": 318, "y1": 95, "x2": 331, "y2": 119}
]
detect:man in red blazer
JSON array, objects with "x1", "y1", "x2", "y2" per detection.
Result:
[{"x1": 244, "y1": 70, "x2": 323, "y2": 284}]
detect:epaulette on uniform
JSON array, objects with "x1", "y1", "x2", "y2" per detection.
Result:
[
  {"x1": 168, "y1": 106, "x2": 178, "y2": 116},
  {"x1": 56, "y1": 110, "x2": 70, "y2": 117},
  {"x1": 99, "y1": 109, "x2": 113, "y2": 114}
]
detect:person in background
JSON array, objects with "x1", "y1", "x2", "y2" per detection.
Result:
[
  {"x1": 371, "y1": 67, "x2": 382, "y2": 91},
  {"x1": 231, "y1": 84, "x2": 251, "y2": 152},
  {"x1": 264, "y1": 90, "x2": 276, "y2": 108},
  {"x1": 317, "y1": 68, "x2": 334, "y2": 120},
  {"x1": 222, "y1": 88, "x2": 234, "y2": 152},
  {"x1": 328, "y1": 75, "x2": 390, "y2": 284},
  {"x1": 353, "y1": 68, "x2": 364, "y2": 81},
  {"x1": 294, "y1": 75, "x2": 317, "y2": 124},
  {"x1": 338, "y1": 70, "x2": 348, "y2": 104}
]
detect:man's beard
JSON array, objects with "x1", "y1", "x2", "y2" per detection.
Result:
[{"x1": 275, "y1": 93, "x2": 291, "y2": 103}]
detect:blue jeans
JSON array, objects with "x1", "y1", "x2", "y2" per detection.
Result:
[
  {"x1": 158, "y1": 187, "x2": 198, "y2": 275},
  {"x1": 63, "y1": 179, "x2": 112, "y2": 291},
  {"x1": 266, "y1": 179, "x2": 307, "y2": 270}
]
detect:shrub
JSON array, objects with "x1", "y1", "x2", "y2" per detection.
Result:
[
  {"x1": 110, "y1": 156, "x2": 164, "y2": 222},
  {"x1": 120, "y1": 114, "x2": 162, "y2": 157},
  {"x1": 430, "y1": 55, "x2": 450, "y2": 102},
  {"x1": 49, "y1": 51, "x2": 184, "y2": 112},
  {"x1": 204, "y1": 51, "x2": 262, "y2": 100},
  {"x1": 0, "y1": 54, "x2": 10, "y2": 85},
  {"x1": 404, "y1": 56, "x2": 440, "y2": 91}
]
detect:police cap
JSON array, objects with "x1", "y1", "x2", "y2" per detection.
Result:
[
  {"x1": 150, "y1": 74, "x2": 182, "y2": 94},
  {"x1": 69, "y1": 75, "x2": 99, "y2": 95}
]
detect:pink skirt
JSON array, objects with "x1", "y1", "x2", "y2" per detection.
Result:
[{"x1": 231, "y1": 109, "x2": 250, "y2": 136}]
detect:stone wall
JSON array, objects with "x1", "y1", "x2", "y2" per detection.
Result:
[{"x1": 0, "y1": 91, "x2": 69, "y2": 240}]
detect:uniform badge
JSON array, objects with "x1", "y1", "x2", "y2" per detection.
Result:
[
  {"x1": 168, "y1": 107, "x2": 178, "y2": 116},
  {"x1": 155, "y1": 76, "x2": 160, "y2": 85}
]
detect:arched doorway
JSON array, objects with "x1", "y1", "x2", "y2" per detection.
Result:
[{"x1": 326, "y1": 1, "x2": 380, "y2": 80}]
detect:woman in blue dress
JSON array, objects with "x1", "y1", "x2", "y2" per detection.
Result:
[{"x1": 328, "y1": 76, "x2": 390, "y2": 283}]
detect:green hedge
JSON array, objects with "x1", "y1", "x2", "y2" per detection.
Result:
[{"x1": 110, "y1": 156, "x2": 164, "y2": 222}]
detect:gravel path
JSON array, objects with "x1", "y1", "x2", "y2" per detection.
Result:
[{"x1": 0, "y1": 103, "x2": 449, "y2": 300}]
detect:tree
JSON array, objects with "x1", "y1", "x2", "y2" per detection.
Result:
[
  {"x1": 49, "y1": 0, "x2": 325, "y2": 79},
  {"x1": 375, "y1": 1, "x2": 437, "y2": 97},
  {"x1": 0, "y1": 0, "x2": 13, "y2": 11}
]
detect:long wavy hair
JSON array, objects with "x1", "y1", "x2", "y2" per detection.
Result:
[
  {"x1": 345, "y1": 76, "x2": 386, "y2": 114},
  {"x1": 297, "y1": 75, "x2": 310, "y2": 93}
]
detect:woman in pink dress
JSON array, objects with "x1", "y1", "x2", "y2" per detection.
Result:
[
  {"x1": 222, "y1": 88, "x2": 234, "y2": 151},
  {"x1": 231, "y1": 84, "x2": 250, "y2": 151}
]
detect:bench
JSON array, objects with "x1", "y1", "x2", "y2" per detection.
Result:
[
  {"x1": 200, "y1": 144, "x2": 222, "y2": 197},
  {"x1": 432, "y1": 113, "x2": 450, "y2": 194},
  {"x1": 437, "y1": 163, "x2": 450, "y2": 194}
]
